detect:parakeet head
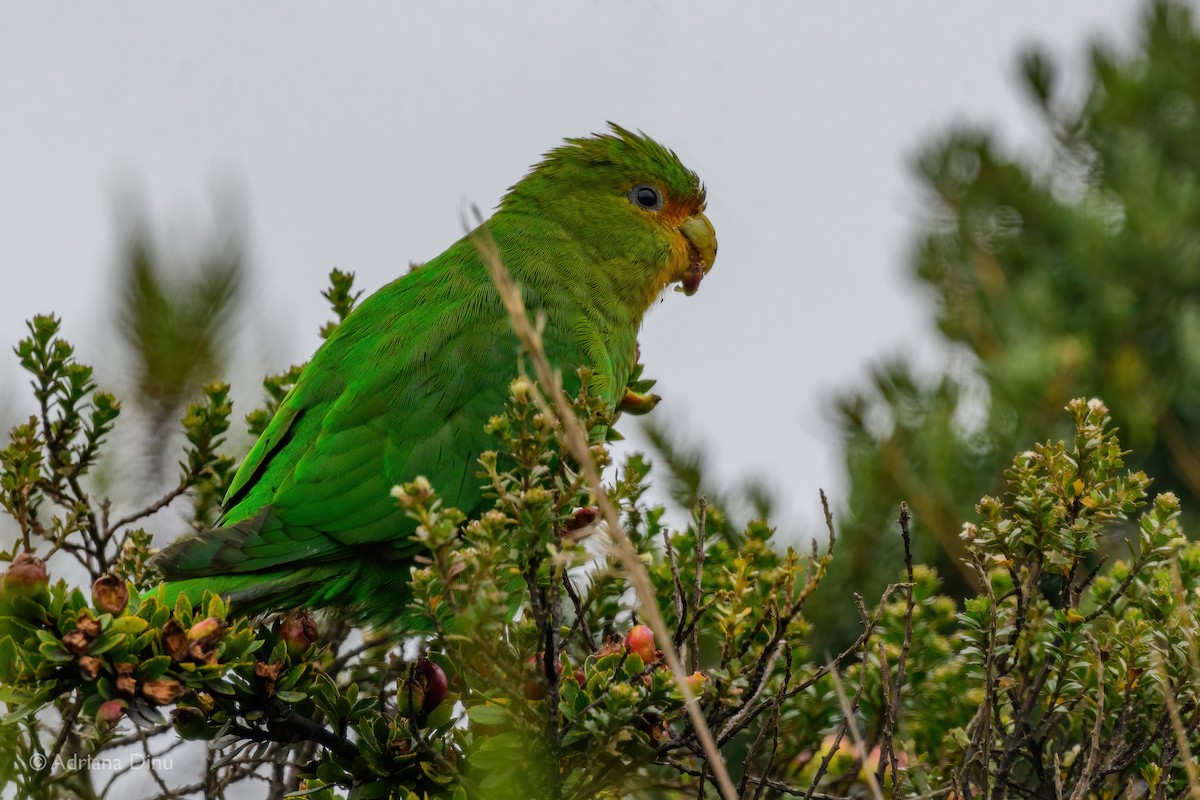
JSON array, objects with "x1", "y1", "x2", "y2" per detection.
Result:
[{"x1": 500, "y1": 123, "x2": 717, "y2": 307}]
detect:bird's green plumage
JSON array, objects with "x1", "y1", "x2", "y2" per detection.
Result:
[{"x1": 154, "y1": 125, "x2": 713, "y2": 627}]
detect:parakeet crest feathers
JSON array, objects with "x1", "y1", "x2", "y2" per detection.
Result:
[{"x1": 505, "y1": 122, "x2": 705, "y2": 212}]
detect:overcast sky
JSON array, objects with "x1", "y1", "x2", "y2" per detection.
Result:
[{"x1": 1, "y1": 2, "x2": 1149, "y2": 539}]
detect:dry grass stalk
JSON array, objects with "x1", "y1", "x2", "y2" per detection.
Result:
[{"x1": 467, "y1": 210, "x2": 738, "y2": 800}]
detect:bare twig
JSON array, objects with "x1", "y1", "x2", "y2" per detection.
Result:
[
  {"x1": 800, "y1": 642, "x2": 873, "y2": 800},
  {"x1": 715, "y1": 639, "x2": 785, "y2": 749},
  {"x1": 748, "y1": 644, "x2": 791, "y2": 800},
  {"x1": 107, "y1": 483, "x2": 191, "y2": 535},
  {"x1": 877, "y1": 501, "x2": 915, "y2": 790},
  {"x1": 827, "y1": 650, "x2": 883, "y2": 800},
  {"x1": 662, "y1": 528, "x2": 687, "y2": 647},
  {"x1": 30, "y1": 693, "x2": 85, "y2": 796},
  {"x1": 562, "y1": 573, "x2": 597, "y2": 654},
  {"x1": 135, "y1": 722, "x2": 177, "y2": 799},
  {"x1": 819, "y1": 489, "x2": 836, "y2": 549}
]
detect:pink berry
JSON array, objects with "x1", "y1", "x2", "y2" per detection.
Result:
[{"x1": 625, "y1": 625, "x2": 657, "y2": 663}]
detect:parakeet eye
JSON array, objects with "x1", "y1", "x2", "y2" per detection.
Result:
[{"x1": 628, "y1": 184, "x2": 664, "y2": 211}]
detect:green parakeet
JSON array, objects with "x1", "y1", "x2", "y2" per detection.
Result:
[{"x1": 153, "y1": 125, "x2": 716, "y2": 626}]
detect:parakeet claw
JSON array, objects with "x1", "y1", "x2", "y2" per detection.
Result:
[{"x1": 618, "y1": 387, "x2": 662, "y2": 415}]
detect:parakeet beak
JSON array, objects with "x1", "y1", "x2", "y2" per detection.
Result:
[{"x1": 678, "y1": 212, "x2": 717, "y2": 296}]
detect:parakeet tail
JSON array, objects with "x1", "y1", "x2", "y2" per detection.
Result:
[{"x1": 150, "y1": 510, "x2": 424, "y2": 628}]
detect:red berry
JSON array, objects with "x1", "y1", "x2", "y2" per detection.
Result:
[
  {"x1": 563, "y1": 506, "x2": 598, "y2": 533},
  {"x1": 277, "y1": 611, "x2": 318, "y2": 659},
  {"x1": 97, "y1": 699, "x2": 127, "y2": 732},
  {"x1": 3, "y1": 553, "x2": 49, "y2": 605},
  {"x1": 414, "y1": 657, "x2": 448, "y2": 715},
  {"x1": 625, "y1": 625, "x2": 657, "y2": 663},
  {"x1": 187, "y1": 617, "x2": 226, "y2": 645}
]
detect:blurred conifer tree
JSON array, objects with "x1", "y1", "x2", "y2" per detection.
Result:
[
  {"x1": 810, "y1": 0, "x2": 1200, "y2": 645},
  {"x1": 114, "y1": 212, "x2": 244, "y2": 479}
]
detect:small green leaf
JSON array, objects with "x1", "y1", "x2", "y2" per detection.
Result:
[
  {"x1": 465, "y1": 703, "x2": 509, "y2": 726},
  {"x1": 0, "y1": 636, "x2": 19, "y2": 682},
  {"x1": 136, "y1": 655, "x2": 172, "y2": 681},
  {"x1": 109, "y1": 616, "x2": 149, "y2": 636},
  {"x1": 38, "y1": 640, "x2": 73, "y2": 664},
  {"x1": 86, "y1": 632, "x2": 125, "y2": 656}
]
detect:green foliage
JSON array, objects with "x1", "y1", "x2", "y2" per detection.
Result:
[
  {"x1": 817, "y1": 0, "x2": 1200, "y2": 647},
  {"x1": 12, "y1": 267, "x2": 1200, "y2": 797},
  {"x1": 0, "y1": 312, "x2": 239, "y2": 581},
  {"x1": 2, "y1": 316, "x2": 119, "y2": 561},
  {"x1": 905, "y1": 399, "x2": 1195, "y2": 794},
  {"x1": 320, "y1": 268, "x2": 364, "y2": 340},
  {"x1": 0, "y1": 288, "x2": 826, "y2": 798}
]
